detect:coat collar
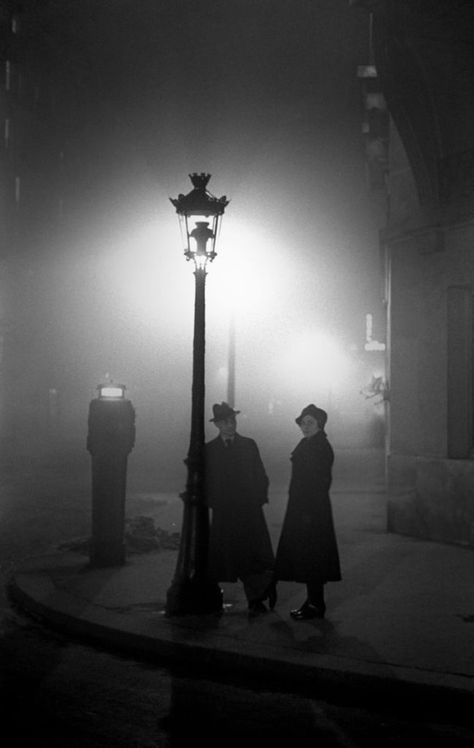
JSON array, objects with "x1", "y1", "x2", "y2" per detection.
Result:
[{"x1": 292, "y1": 430, "x2": 326, "y2": 456}]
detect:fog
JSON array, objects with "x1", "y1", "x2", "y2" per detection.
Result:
[{"x1": 3, "y1": 1, "x2": 385, "y2": 492}]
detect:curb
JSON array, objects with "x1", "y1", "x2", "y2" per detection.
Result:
[{"x1": 7, "y1": 571, "x2": 474, "y2": 722}]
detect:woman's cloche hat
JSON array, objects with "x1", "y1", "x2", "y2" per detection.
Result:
[
  {"x1": 210, "y1": 402, "x2": 241, "y2": 422},
  {"x1": 295, "y1": 403, "x2": 328, "y2": 429}
]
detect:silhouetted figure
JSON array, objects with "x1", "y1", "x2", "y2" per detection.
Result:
[
  {"x1": 275, "y1": 404, "x2": 341, "y2": 619},
  {"x1": 205, "y1": 402, "x2": 276, "y2": 617}
]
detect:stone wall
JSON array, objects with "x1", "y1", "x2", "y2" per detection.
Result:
[
  {"x1": 387, "y1": 454, "x2": 474, "y2": 548},
  {"x1": 385, "y1": 154, "x2": 474, "y2": 547}
]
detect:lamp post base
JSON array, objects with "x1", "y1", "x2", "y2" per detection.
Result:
[{"x1": 165, "y1": 576, "x2": 223, "y2": 617}]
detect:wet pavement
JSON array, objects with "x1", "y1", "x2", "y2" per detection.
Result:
[{"x1": 7, "y1": 450, "x2": 474, "y2": 712}]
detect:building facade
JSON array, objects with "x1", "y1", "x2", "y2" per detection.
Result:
[{"x1": 353, "y1": 0, "x2": 474, "y2": 546}]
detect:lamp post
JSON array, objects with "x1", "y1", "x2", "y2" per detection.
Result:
[{"x1": 166, "y1": 173, "x2": 229, "y2": 616}]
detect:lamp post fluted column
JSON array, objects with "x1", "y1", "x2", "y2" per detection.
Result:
[
  {"x1": 166, "y1": 263, "x2": 220, "y2": 614},
  {"x1": 166, "y1": 174, "x2": 228, "y2": 616}
]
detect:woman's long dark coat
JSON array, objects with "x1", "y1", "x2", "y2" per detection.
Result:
[
  {"x1": 204, "y1": 434, "x2": 275, "y2": 581},
  {"x1": 275, "y1": 431, "x2": 341, "y2": 584}
]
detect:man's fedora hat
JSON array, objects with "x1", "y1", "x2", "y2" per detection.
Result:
[
  {"x1": 295, "y1": 403, "x2": 328, "y2": 429},
  {"x1": 210, "y1": 402, "x2": 241, "y2": 422}
]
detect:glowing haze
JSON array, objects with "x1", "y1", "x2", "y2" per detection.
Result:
[{"x1": 10, "y1": 1, "x2": 385, "y2": 488}]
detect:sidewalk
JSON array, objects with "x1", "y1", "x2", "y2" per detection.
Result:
[{"x1": 7, "y1": 476, "x2": 474, "y2": 715}]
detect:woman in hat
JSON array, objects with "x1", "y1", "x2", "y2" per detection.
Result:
[{"x1": 274, "y1": 404, "x2": 341, "y2": 619}]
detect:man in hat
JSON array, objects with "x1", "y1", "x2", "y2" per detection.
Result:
[{"x1": 204, "y1": 402, "x2": 276, "y2": 616}]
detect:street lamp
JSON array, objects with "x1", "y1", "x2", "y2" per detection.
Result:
[{"x1": 166, "y1": 173, "x2": 229, "y2": 616}]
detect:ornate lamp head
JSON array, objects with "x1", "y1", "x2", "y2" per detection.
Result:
[{"x1": 170, "y1": 173, "x2": 229, "y2": 269}]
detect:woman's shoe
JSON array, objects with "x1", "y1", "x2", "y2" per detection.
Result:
[
  {"x1": 290, "y1": 599, "x2": 309, "y2": 617},
  {"x1": 290, "y1": 602, "x2": 325, "y2": 620}
]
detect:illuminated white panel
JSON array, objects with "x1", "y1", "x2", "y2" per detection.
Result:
[{"x1": 99, "y1": 385, "x2": 125, "y2": 399}]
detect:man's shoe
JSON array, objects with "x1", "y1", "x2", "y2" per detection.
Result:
[
  {"x1": 290, "y1": 602, "x2": 325, "y2": 620},
  {"x1": 265, "y1": 581, "x2": 277, "y2": 610},
  {"x1": 248, "y1": 601, "x2": 268, "y2": 617}
]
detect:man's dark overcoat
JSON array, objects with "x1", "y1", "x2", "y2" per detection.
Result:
[
  {"x1": 275, "y1": 430, "x2": 341, "y2": 584},
  {"x1": 204, "y1": 433, "x2": 275, "y2": 581}
]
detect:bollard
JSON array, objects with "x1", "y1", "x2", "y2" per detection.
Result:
[{"x1": 86, "y1": 383, "x2": 135, "y2": 567}]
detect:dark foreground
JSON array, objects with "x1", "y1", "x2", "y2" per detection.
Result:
[{"x1": 1, "y1": 448, "x2": 474, "y2": 745}]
